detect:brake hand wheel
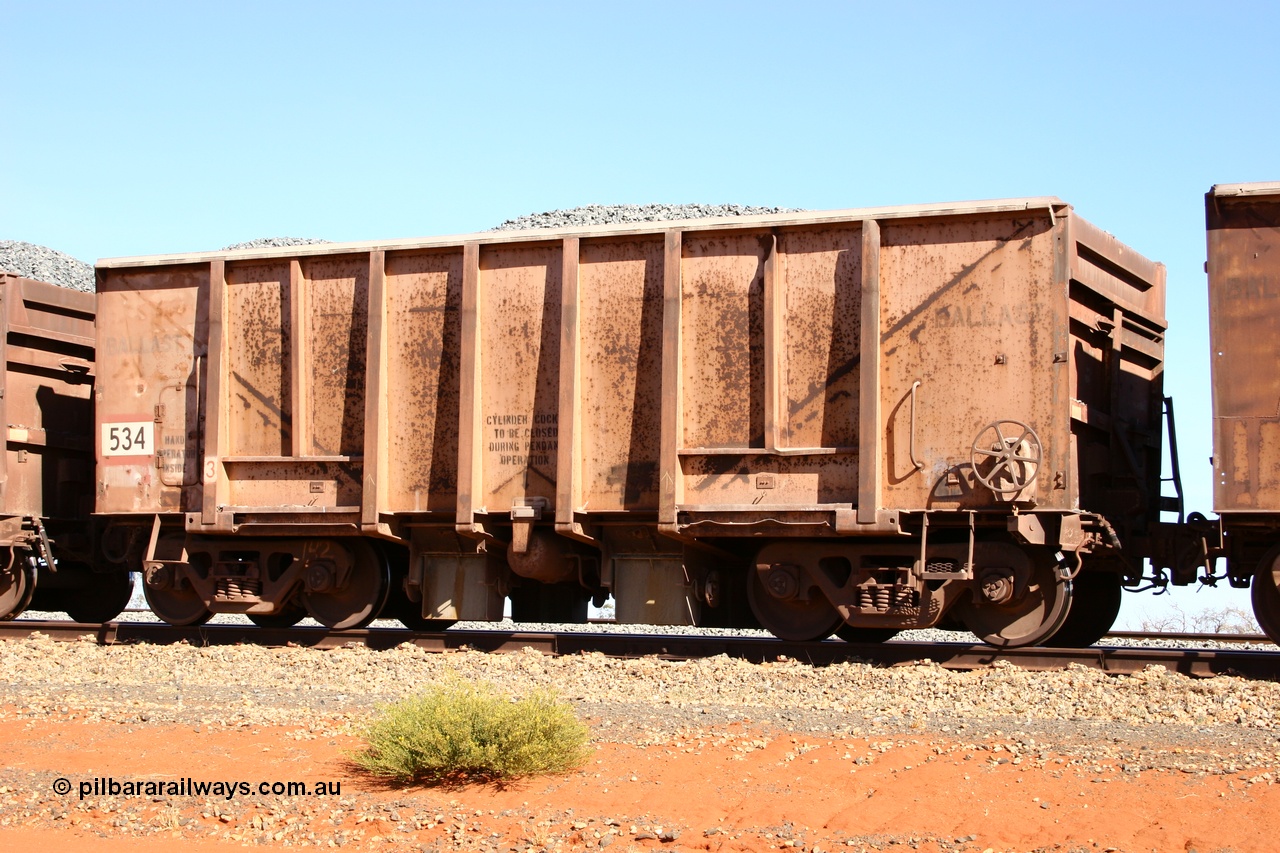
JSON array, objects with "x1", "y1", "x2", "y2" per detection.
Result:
[{"x1": 971, "y1": 420, "x2": 1042, "y2": 497}]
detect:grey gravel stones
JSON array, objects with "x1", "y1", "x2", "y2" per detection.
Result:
[
  {"x1": 221, "y1": 237, "x2": 331, "y2": 251},
  {"x1": 0, "y1": 241, "x2": 94, "y2": 292},
  {"x1": 493, "y1": 203, "x2": 802, "y2": 231},
  {"x1": 2, "y1": 633, "x2": 1278, "y2": 850},
  {"x1": 3, "y1": 634, "x2": 1280, "y2": 738}
]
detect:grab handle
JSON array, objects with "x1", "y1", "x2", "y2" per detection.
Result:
[{"x1": 909, "y1": 380, "x2": 923, "y2": 471}]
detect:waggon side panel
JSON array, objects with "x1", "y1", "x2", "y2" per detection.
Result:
[
  {"x1": 679, "y1": 231, "x2": 768, "y2": 451},
  {"x1": 95, "y1": 266, "x2": 207, "y2": 516},
  {"x1": 1207, "y1": 185, "x2": 1280, "y2": 513},
  {"x1": 675, "y1": 225, "x2": 863, "y2": 509},
  {"x1": 382, "y1": 249, "x2": 463, "y2": 515},
  {"x1": 0, "y1": 276, "x2": 96, "y2": 526},
  {"x1": 224, "y1": 261, "x2": 292, "y2": 458},
  {"x1": 481, "y1": 244, "x2": 562, "y2": 514},
  {"x1": 780, "y1": 228, "x2": 862, "y2": 453},
  {"x1": 574, "y1": 237, "x2": 665, "y2": 513},
  {"x1": 1066, "y1": 215, "x2": 1167, "y2": 530},
  {"x1": 211, "y1": 254, "x2": 369, "y2": 517},
  {"x1": 304, "y1": 256, "x2": 369, "y2": 460},
  {"x1": 95, "y1": 197, "x2": 1168, "y2": 536},
  {"x1": 877, "y1": 212, "x2": 1065, "y2": 512}
]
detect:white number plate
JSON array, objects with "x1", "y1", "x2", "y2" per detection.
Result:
[{"x1": 101, "y1": 422, "x2": 155, "y2": 457}]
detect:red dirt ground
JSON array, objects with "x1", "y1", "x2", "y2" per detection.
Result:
[{"x1": 1, "y1": 712, "x2": 1275, "y2": 853}]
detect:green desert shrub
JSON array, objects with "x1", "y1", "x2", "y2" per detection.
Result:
[{"x1": 353, "y1": 679, "x2": 591, "y2": 784}]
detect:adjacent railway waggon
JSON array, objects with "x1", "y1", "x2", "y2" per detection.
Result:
[
  {"x1": 91, "y1": 197, "x2": 1176, "y2": 647},
  {"x1": 0, "y1": 273, "x2": 131, "y2": 621},
  {"x1": 1204, "y1": 182, "x2": 1280, "y2": 639}
]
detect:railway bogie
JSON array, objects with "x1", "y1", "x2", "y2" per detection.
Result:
[{"x1": 140, "y1": 533, "x2": 394, "y2": 630}]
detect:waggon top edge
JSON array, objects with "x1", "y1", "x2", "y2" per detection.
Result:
[
  {"x1": 1209, "y1": 182, "x2": 1280, "y2": 199},
  {"x1": 95, "y1": 196, "x2": 1073, "y2": 269}
]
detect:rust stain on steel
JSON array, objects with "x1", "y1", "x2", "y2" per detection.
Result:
[
  {"x1": 303, "y1": 256, "x2": 369, "y2": 458},
  {"x1": 675, "y1": 226, "x2": 865, "y2": 505},
  {"x1": 779, "y1": 228, "x2": 862, "y2": 450},
  {"x1": 878, "y1": 219, "x2": 1038, "y2": 346},
  {"x1": 225, "y1": 262, "x2": 292, "y2": 456},
  {"x1": 878, "y1": 217, "x2": 1058, "y2": 510},
  {"x1": 384, "y1": 250, "x2": 463, "y2": 513},
  {"x1": 682, "y1": 454, "x2": 857, "y2": 504},
  {"x1": 578, "y1": 238, "x2": 664, "y2": 510},
  {"x1": 479, "y1": 244, "x2": 562, "y2": 509},
  {"x1": 1208, "y1": 185, "x2": 1280, "y2": 512},
  {"x1": 96, "y1": 266, "x2": 208, "y2": 515},
  {"x1": 680, "y1": 232, "x2": 768, "y2": 449}
]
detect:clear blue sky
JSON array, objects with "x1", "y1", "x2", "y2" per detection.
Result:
[{"x1": 4, "y1": 1, "x2": 1277, "y2": 628}]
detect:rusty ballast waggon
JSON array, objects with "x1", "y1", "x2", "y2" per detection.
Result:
[
  {"x1": 94, "y1": 197, "x2": 1171, "y2": 646},
  {"x1": 0, "y1": 274, "x2": 128, "y2": 621},
  {"x1": 1204, "y1": 182, "x2": 1280, "y2": 640}
]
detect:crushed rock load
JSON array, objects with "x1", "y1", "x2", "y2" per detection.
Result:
[
  {"x1": 0, "y1": 241, "x2": 94, "y2": 292},
  {"x1": 221, "y1": 237, "x2": 331, "y2": 251},
  {"x1": 493, "y1": 203, "x2": 802, "y2": 231}
]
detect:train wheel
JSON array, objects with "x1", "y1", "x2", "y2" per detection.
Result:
[
  {"x1": 953, "y1": 554, "x2": 1072, "y2": 648},
  {"x1": 143, "y1": 564, "x2": 213, "y2": 627},
  {"x1": 1250, "y1": 548, "x2": 1280, "y2": 644},
  {"x1": 1045, "y1": 571, "x2": 1121, "y2": 648},
  {"x1": 63, "y1": 568, "x2": 134, "y2": 623},
  {"x1": 835, "y1": 625, "x2": 900, "y2": 643},
  {"x1": 302, "y1": 540, "x2": 390, "y2": 630},
  {"x1": 747, "y1": 563, "x2": 842, "y2": 642},
  {"x1": 248, "y1": 598, "x2": 308, "y2": 628},
  {"x1": 0, "y1": 553, "x2": 36, "y2": 620}
]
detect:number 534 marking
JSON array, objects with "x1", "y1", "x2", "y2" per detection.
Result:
[{"x1": 101, "y1": 422, "x2": 155, "y2": 457}]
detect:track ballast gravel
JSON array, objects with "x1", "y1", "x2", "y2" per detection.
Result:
[
  {"x1": 3, "y1": 633, "x2": 1280, "y2": 747},
  {"x1": 3, "y1": 632, "x2": 1280, "y2": 853}
]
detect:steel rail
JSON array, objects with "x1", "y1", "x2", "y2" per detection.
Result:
[
  {"x1": 113, "y1": 607, "x2": 1276, "y2": 645},
  {"x1": 3, "y1": 620, "x2": 1278, "y2": 679},
  {"x1": 1104, "y1": 630, "x2": 1272, "y2": 645}
]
